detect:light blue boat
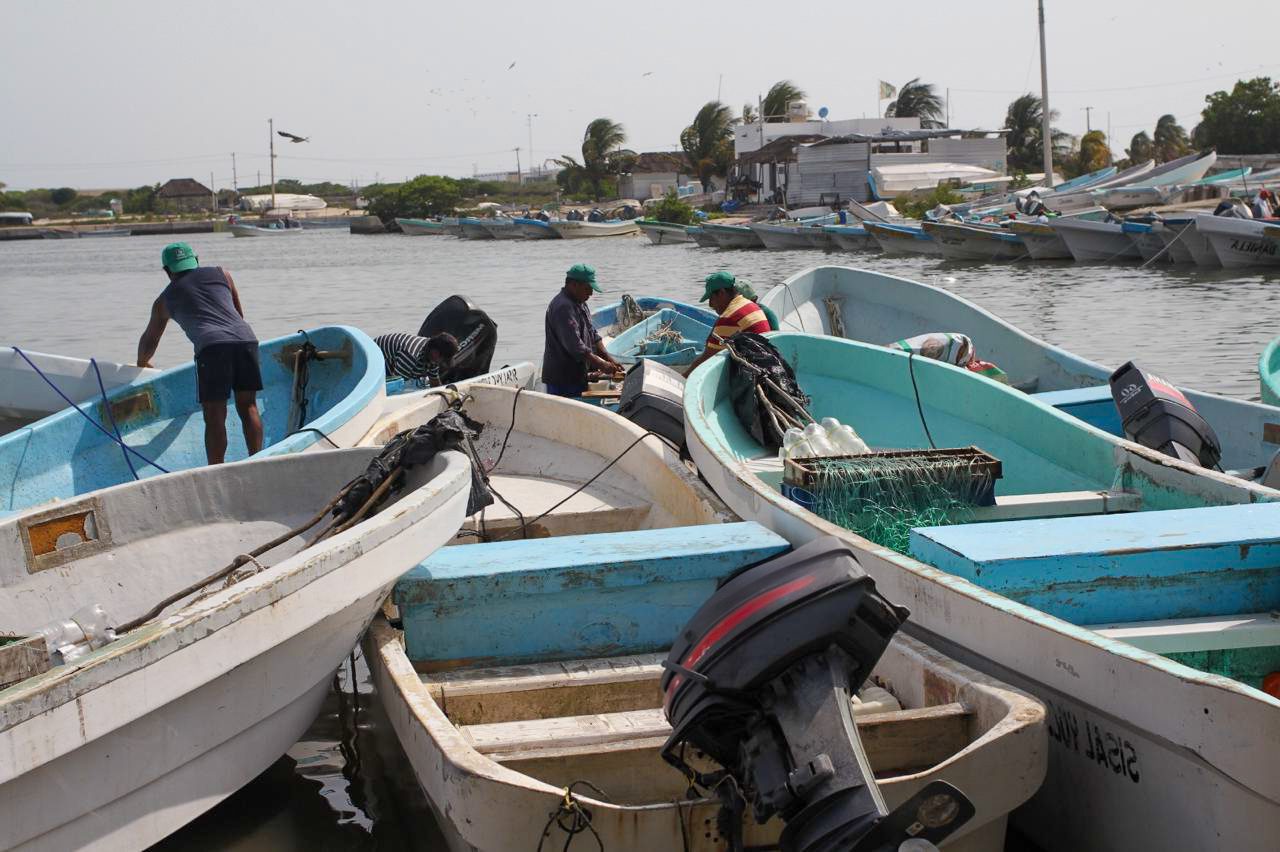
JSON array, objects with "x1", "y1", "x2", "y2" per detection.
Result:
[
  {"x1": 605, "y1": 308, "x2": 711, "y2": 367},
  {"x1": 590, "y1": 296, "x2": 716, "y2": 336},
  {"x1": 862, "y1": 222, "x2": 940, "y2": 256},
  {"x1": 513, "y1": 217, "x2": 558, "y2": 239},
  {"x1": 761, "y1": 265, "x2": 1280, "y2": 474},
  {"x1": 0, "y1": 326, "x2": 384, "y2": 513},
  {"x1": 684, "y1": 329, "x2": 1280, "y2": 852}
]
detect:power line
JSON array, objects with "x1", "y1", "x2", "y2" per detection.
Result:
[{"x1": 949, "y1": 64, "x2": 1280, "y2": 96}]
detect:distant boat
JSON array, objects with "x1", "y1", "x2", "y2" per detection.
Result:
[
  {"x1": 458, "y1": 217, "x2": 495, "y2": 240},
  {"x1": 229, "y1": 222, "x2": 303, "y2": 237},
  {"x1": 1038, "y1": 160, "x2": 1157, "y2": 214},
  {"x1": 870, "y1": 162, "x2": 1002, "y2": 199},
  {"x1": 1048, "y1": 217, "x2": 1140, "y2": 262},
  {"x1": 396, "y1": 218, "x2": 450, "y2": 235},
  {"x1": 701, "y1": 221, "x2": 763, "y2": 249},
  {"x1": 637, "y1": 220, "x2": 694, "y2": 244},
  {"x1": 822, "y1": 223, "x2": 879, "y2": 251},
  {"x1": 922, "y1": 221, "x2": 1028, "y2": 262},
  {"x1": 863, "y1": 221, "x2": 940, "y2": 256},
  {"x1": 684, "y1": 224, "x2": 719, "y2": 247},
  {"x1": 1090, "y1": 150, "x2": 1217, "y2": 209},
  {"x1": 479, "y1": 219, "x2": 523, "y2": 240},
  {"x1": 513, "y1": 217, "x2": 558, "y2": 239},
  {"x1": 79, "y1": 228, "x2": 132, "y2": 238},
  {"x1": 1154, "y1": 217, "x2": 1220, "y2": 267},
  {"x1": 548, "y1": 219, "x2": 640, "y2": 238},
  {"x1": 1195, "y1": 214, "x2": 1280, "y2": 268}
]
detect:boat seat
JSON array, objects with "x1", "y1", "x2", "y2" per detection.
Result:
[
  {"x1": 394, "y1": 522, "x2": 791, "y2": 671},
  {"x1": 1088, "y1": 611, "x2": 1280, "y2": 654},
  {"x1": 1031, "y1": 384, "x2": 1123, "y2": 436},
  {"x1": 457, "y1": 473, "x2": 650, "y2": 540},
  {"x1": 909, "y1": 502, "x2": 1280, "y2": 625},
  {"x1": 966, "y1": 490, "x2": 1142, "y2": 522}
]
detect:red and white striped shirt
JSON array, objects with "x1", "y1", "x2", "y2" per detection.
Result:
[{"x1": 705, "y1": 294, "x2": 770, "y2": 353}]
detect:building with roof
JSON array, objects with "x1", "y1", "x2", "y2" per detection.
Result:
[
  {"x1": 618, "y1": 152, "x2": 694, "y2": 200},
  {"x1": 155, "y1": 178, "x2": 214, "y2": 213}
]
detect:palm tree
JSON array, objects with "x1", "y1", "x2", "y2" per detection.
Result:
[
  {"x1": 1153, "y1": 114, "x2": 1191, "y2": 163},
  {"x1": 1076, "y1": 131, "x2": 1113, "y2": 175},
  {"x1": 1126, "y1": 131, "x2": 1154, "y2": 164},
  {"x1": 741, "y1": 103, "x2": 759, "y2": 124},
  {"x1": 555, "y1": 118, "x2": 632, "y2": 198},
  {"x1": 885, "y1": 78, "x2": 945, "y2": 128},
  {"x1": 762, "y1": 80, "x2": 806, "y2": 122},
  {"x1": 1003, "y1": 93, "x2": 1075, "y2": 174},
  {"x1": 681, "y1": 101, "x2": 736, "y2": 191}
]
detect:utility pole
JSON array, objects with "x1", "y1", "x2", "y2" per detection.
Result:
[
  {"x1": 268, "y1": 117, "x2": 277, "y2": 211},
  {"x1": 1037, "y1": 0, "x2": 1054, "y2": 186},
  {"x1": 1083, "y1": 106, "x2": 1093, "y2": 132},
  {"x1": 527, "y1": 114, "x2": 537, "y2": 177},
  {"x1": 946, "y1": 88, "x2": 951, "y2": 128},
  {"x1": 717, "y1": 73, "x2": 723, "y2": 102},
  {"x1": 231, "y1": 153, "x2": 238, "y2": 192},
  {"x1": 210, "y1": 171, "x2": 216, "y2": 211},
  {"x1": 515, "y1": 147, "x2": 522, "y2": 184}
]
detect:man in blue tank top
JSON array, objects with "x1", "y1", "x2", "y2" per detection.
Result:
[{"x1": 136, "y1": 243, "x2": 264, "y2": 464}]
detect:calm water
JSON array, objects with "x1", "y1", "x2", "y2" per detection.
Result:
[{"x1": 2, "y1": 230, "x2": 1278, "y2": 849}]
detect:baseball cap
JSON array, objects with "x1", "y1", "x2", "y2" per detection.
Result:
[
  {"x1": 161, "y1": 242, "x2": 199, "y2": 273},
  {"x1": 566, "y1": 263, "x2": 601, "y2": 292}
]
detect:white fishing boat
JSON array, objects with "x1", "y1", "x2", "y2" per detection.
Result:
[
  {"x1": 1148, "y1": 219, "x2": 1197, "y2": 264},
  {"x1": 395, "y1": 218, "x2": 450, "y2": 235},
  {"x1": 378, "y1": 361, "x2": 537, "y2": 418},
  {"x1": 863, "y1": 222, "x2": 940, "y2": 256},
  {"x1": 1040, "y1": 160, "x2": 1156, "y2": 214},
  {"x1": 1049, "y1": 217, "x2": 1140, "y2": 262},
  {"x1": 637, "y1": 220, "x2": 694, "y2": 244},
  {"x1": 1195, "y1": 214, "x2": 1280, "y2": 268},
  {"x1": 458, "y1": 218, "x2": 495, "y2": 240},
  {"x1": 870, "y1": 163, "x2": 1002, "y2": 199},
  {"x1": 480, "y1": 219, "x2": 525, "y2": 240},
  {"x1": 1091, "y1": 151, "x2": 1217, "y2": 210},
  {"x1": 228, "y1": 222, "x2": 304, "y2": 237},
  {"x1": 362, "y1": 386, "x2": 1046, "y2": 852},
  {"x1": 0, "y1": 445, "x2": 471, "y2": 851},
  {"x1": 701, "y1": 222, "x2": 764, "y2": 249},
  {"x1": 1159, "y1": 216, "x2": 1221, "y2": 267},
  {"x1": 0, "y1": 348, "x2": 157, "y2": 435},
  {"x1": 547, "y1": 220, "x2": 640, "y2": 238},
  {"x1": 823, "y1": 223, "x2": 879, "y2": 251},
  {"x1": 685, "y1": 225, "x2": 720, "y2": 247},
  {"x1": 748, "y1": 221, "x2": 819, "y2": 250},
  {"x1": 921, "y1": 221, "x2": 1027, "y2": 262}
]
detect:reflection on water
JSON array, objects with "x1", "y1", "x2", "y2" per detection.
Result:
[{"x1": 6, "y1": 230, "x2": 1278, "y2": 847}]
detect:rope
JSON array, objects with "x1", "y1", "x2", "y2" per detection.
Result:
[
  {"x1": 1140, "y1": 221, "x2": 1190, "y2": 268},
  {"x1": 10, "y1": 346, "x2": 168, "y2": 473},
  {"x1": 535, "y1": 783, "x2": 608, "y2": 852},
  {"x1": 91, "y1": 357, "x2": 140, "y2": 481},
  {"x1": 488, "y1": 386, "x2": 524, "y2": 473},
  {"x1": 286, "y1": 426, "x2": 340, "y2": 448},
  {"x1": 907, "y1": 353, "x2": 937, "y2": 449}
]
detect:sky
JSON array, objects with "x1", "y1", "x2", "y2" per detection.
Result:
[{"x1": 4, "y1": 0, "x2": 1278, "y2": 192}]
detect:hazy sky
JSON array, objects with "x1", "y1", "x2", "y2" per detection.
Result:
[{"x1": 4, "y1": 1, "x2": 1278, "y2": 191}]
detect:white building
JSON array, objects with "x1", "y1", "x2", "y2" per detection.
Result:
[
  {"x1": 733, "y1": 117, "x2": 921, "y2": 157},
  {"x1": 618, "y1": 152, "x2": 695, "y2": 200}
]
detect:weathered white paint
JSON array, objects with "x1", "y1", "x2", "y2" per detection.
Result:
[
  {"x1": 0, "y1": 350, "x2": 157, "y2": 435},
  {"x1": 366, "y1": 616, "x2": 1044, "y2": 852},
  {"x1": 0, "y1": 448, "x2": 471, "y2": 850}
]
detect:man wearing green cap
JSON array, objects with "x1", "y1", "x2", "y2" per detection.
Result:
[
  {"x1": 542, "y1": 263, "x2": 623, "y2": 396},
  {"x1": 137, "y1": 243, "x2": 263, "y2": 465},
  {"x1": 688, "y1": 271, "x2": 771, "y2": 370}
]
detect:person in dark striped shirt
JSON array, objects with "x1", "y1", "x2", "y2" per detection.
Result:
[{"x1": 374, "y1": 332, "x2": 460, "y2": 386}]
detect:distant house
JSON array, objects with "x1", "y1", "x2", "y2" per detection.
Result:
[
  {"x1": 618, "y1": 152, "x2": 693, "y2": 200},
  {"x1": 156, "y1": 178, "x2": 214, "y2": 213}
]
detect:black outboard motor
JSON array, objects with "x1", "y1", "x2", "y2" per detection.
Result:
[
  {"x1": 661, "y1": 537, "x2": 974, "y2": 852},
  {"x1": 418, "y1": 295, "x2": 498, "y2": 383},
  {"x1": 1109, "y1": 361, "x2": 1222, "y2": 468}
]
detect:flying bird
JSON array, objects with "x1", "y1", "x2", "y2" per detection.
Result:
[
  {"x1": 642, "y1": 71, "x2": 653, "y2": 77},
  {"x1": 277, "y1": 131, "x2": 310, "y2": 143},
  {"x1": 508, "y1": 61, "x2": 516, "y2": 70}
]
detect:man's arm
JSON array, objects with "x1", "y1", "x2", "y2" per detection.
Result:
[
  {"x1": 223, "y1": 269, "x2": 246, "y2": 318},
  {"x1": 137, "y1": 296, "x2": 170, "y2": 367},
  {"x1": 550, "y1": 302, "x2": 617, "y2": 373}
]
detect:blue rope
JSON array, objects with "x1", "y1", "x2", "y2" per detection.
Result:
[
  {"x1": 11, "y1": 346, "x2": 168, "y2": 473},
  {"x1": 90, "y1": 357, "x2": 140, "y2": 480}
]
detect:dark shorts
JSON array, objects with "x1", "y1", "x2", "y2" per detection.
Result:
[
  {"x1": 195, "y1": 342, "x2": 263, "y2": 404},
  {"x1": 544, "y1": 381, "x2": 587, "y2": 397}
]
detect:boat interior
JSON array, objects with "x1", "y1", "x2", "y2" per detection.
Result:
[{"x1": 694, "y1": 334, "x2": 1280, "y2": 691}]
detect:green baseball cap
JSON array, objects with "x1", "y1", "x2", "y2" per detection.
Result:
[
  {"x1": 700, "y1": 270, "x2": 736, "y2": 302},
  {"x1": 161, "y1": 242, "x2": 199, "y2": 273},
  {"x1": 566, "y1": 263, "x2": 601, "y2": 292}
]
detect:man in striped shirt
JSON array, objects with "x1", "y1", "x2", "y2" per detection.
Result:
[
  {"x1": 689, "y1": 271, "x2": 771, "y2": 370},
  {"x1": 374, "y1": 331, "x2": 460, "y2": 386}
]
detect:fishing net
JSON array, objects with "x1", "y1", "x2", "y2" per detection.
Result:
[
  {"x1": 635, "y1": 319, "x2": 686, "y2": 356},
  {"x1": 726, "y1": 333, "x2": 811, "y2": 452},
  {"x1": 616, "y1": 294, "x2": 647, "y2": 331},
  {"x1": 784, "y1": 449, "x2": 1000, "y2": 554}
]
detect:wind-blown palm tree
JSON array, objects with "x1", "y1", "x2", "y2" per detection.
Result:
[
  {"x1": 762, "y1": 80, "x2": 806, "y2": 122},
  {"x1": 885, "y1": 78, "x2": 944, "y2": 128},
  {"x1": 741, "y1": 103, "x2": 759, "y2": 124},
  {"x1": 1153, "y1": 114, "x2": 1191, "y2": 163},
  {"x1": 1003, "y1": 93, "x2": 1073, "y2": 173},
  {"x1": 1126, "y1": 131, "x2": 1154, "y2": 164},
  {"x1": 555, "y1": 118, "x2": 633, "y2": 198},
  {"x1": 1076, "y1": 131, "x2": 1112, "y2": 175},
  {"x1": 681, "y1": 101, "x2": 736, "y2": 191}
]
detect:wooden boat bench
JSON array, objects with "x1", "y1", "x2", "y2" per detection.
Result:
[
  {"x1": 456, "y1": 473, "x2": 651, "y2": 539},
  {"x1": 909, "y1": 502, "x2": 1280, "y2": 625},
  {"x1": 393, "y1": 522, "x2": 791, "y2": 671},
  {"x1": 1031, "y1": 385, "x2": 1123, "y2": 437},
  {"x1": 421, "y1": 651, "x2": 969, "y2": 799}
]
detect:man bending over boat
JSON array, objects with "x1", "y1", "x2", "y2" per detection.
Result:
[
  {"x1": 136, "y1": 242, "x2": 263, "y2": 465},
  {"x1": 374, "y1": 331, "x2": 460, "y2": 386},
  {"x1": 542, "y1": 263, "x2": 624, "y2": 397},
  {"x1": 688, "y1": 271, "x2": 771, "y2": 371}
]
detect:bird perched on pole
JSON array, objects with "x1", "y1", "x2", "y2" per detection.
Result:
[{"x1": 277, "y1": 131, "x2": 310, "y2": 143}]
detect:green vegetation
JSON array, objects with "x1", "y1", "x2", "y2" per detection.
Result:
[
  {"x1": 891, "y1": 185, "x2": 963, "y2": 219},
  {"x1": 648, "y1": 191, "x2": 697, "y2": 225},
  {"x1": 681, "y1": 101, "x2": 735, "y2": 192},
  {"x1": 763, "y1": 80, "x2": 806, "y2": 122},
  {"x1": 1073, "y1": 131, "x2": 1112, "y2": 177},
  {"x1": 1126, "y1": 131, "x2": 1154, "y2": 164},
  {"x1": 1153, "y1": 115, "x2": 1191, "y2": 162},
  {"x1": 1003, "y1": 93, "x2": 1072, "y2": 173},
  {"x1": 235, "y1": 179, "x2": 354, "y2": 197},
  {"x1": 555, "y1": 118, "x2": 634, "y2": 200},
  {"x1": 1194, "y1": 77, "x2": 1280, "y2": 154},
  {"x1": 364, "y1": 175, "x2": 463, "y2": 222},
  {"x1": 885, "y1": 78, "x2": 945, "y2": 128}
]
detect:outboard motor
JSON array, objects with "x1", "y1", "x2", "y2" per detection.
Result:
[
  {"x1": 418, "y1": 295, "x2": 498, "y2": 383},
  {"x1": 1109, "y1": 361, "x2": 1222, "y2": 468},
  {"x1": 661, "y1": 537, "x2": 974, "y2": 852}
]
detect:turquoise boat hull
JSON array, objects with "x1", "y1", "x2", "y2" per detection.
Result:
[
  {"x1": 590, "y1": 297, "x2": 716, "y2": 335},
  {"x1": 605, "y1": 308, "x2": 711, "y2": 366},
  {"x1": 761, "y1": 265, "x2": 1280, "y2": 473},
  {"x1": 1261, "y1": 336, "x2": 1280, "y2": 407},
  {"x1": 0, "y1": 326, "x2": 384, "y2": 513},
  {"x1": 684, "y1": 331, "x2": 1280, "y2": 852}
]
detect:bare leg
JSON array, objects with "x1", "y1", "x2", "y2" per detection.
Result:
[
  {"x1": 202, "y1": 400, "x2": 229, "y2": 464},
  {"x1": 234, "y1": 389, "x2": 264, "y2": 456}
]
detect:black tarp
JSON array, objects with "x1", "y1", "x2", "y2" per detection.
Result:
[{"x1": 725, "y1": 333, "x2": 810, "y2": 452}]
